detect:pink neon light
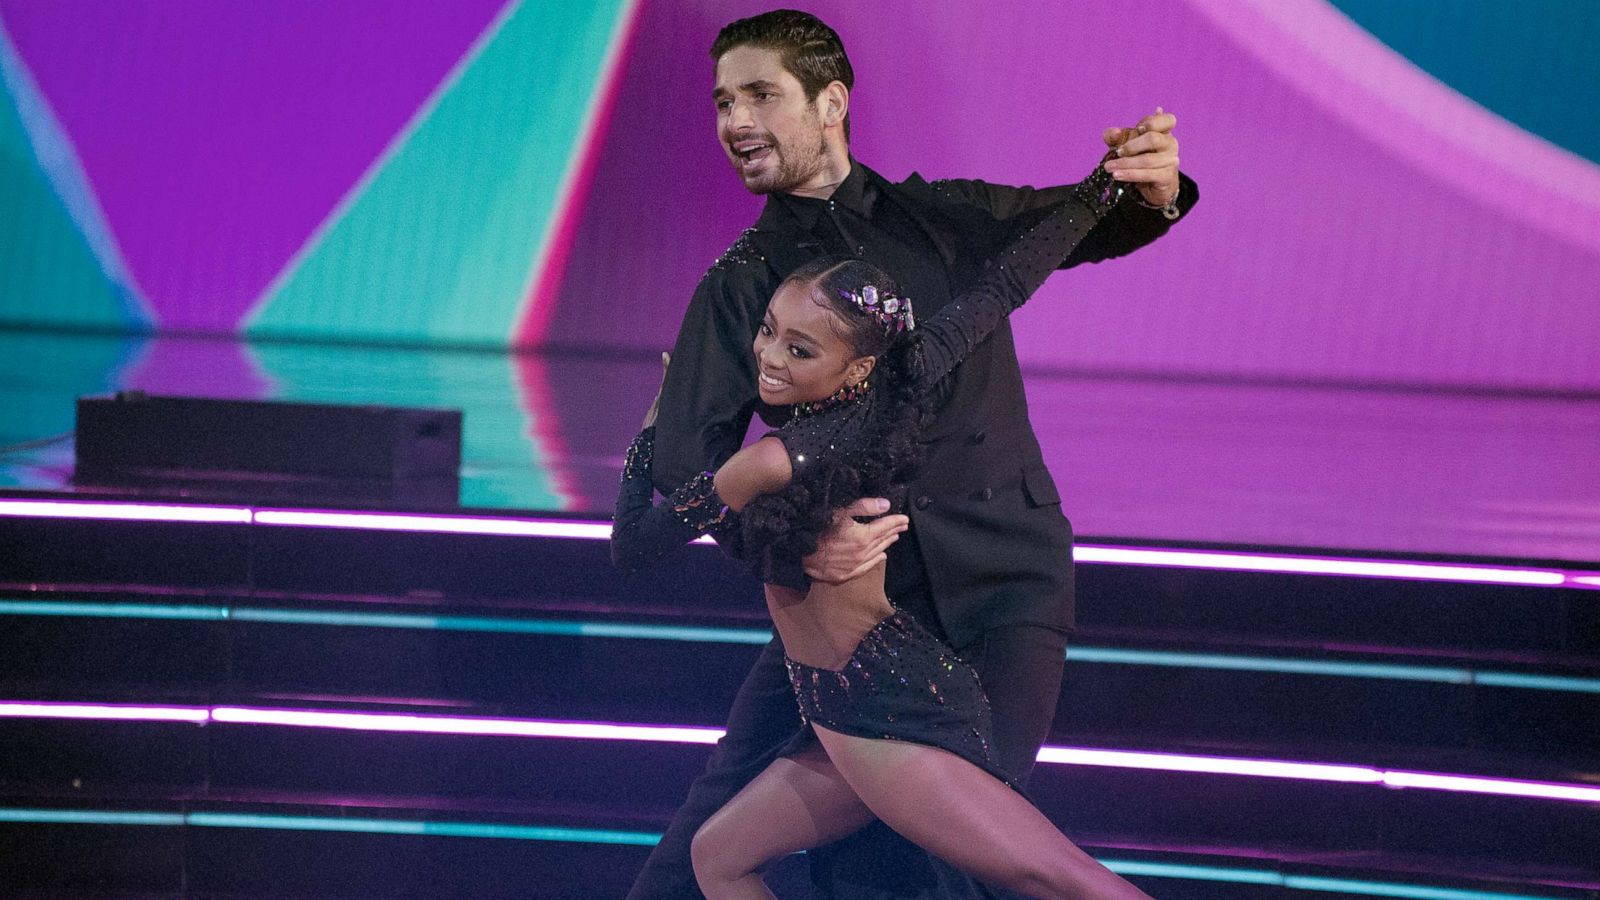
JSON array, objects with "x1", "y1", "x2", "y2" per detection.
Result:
[
  {"x1": 1382, "y1": 771, "x2": 1600, "y2": 804},
  {"x1": 1034, "y1": 746, "x2": 1381, "y2": 784},
  {"x1": 210, "y1": 706, "x2": 722, "y2": 745},
  {"x1": 0, "y1": 701, "x2": 209, "y2": 724},
  {"x1": 0, "y1": 499, "x2": 1588, "y2": 584},
  {"x1": 252, "y1": 509, "x2": 612, "y2": 539},
  {"x1": 0, "y1": 499, "x2": 251, "y2": 524},
  {"x1": 4, "y1": 701, "x2": 1596, "y2": 805}
]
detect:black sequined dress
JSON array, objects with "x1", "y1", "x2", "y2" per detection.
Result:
[{"x1": 612, "y1": 164, "x2": 1122, "y2": 789}]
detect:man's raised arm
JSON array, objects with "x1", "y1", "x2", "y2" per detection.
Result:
[{"x1": 932, "y1": 108, "x2": 1198, "y2": 269}]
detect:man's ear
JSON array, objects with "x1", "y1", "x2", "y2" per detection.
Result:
[{"x1": 821, "y1": 80, "x2": 849, "y2": 128}]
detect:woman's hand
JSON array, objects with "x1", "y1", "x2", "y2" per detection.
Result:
[{"x1": 642, "y1": 352, "x2": 670, "y2": 429}]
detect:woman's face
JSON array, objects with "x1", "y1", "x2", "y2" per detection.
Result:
[{"x1": 753, "y1": 280, "x2": 874, "y2": 406}]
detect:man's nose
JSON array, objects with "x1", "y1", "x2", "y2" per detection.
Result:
[{"x1": 727, "y1": 99, "x2": 754, "y2": 132}]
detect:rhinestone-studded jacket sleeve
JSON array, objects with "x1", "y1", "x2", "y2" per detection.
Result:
[
  {"x1": 649, "y1": 231, "x2": 777, "y2": 493},
  {"x1": 918, "y1": 162, "x2": 1120, "y2": 387},
  {"x1": 610, "y1": 426, "x2": 734, "y2": 573},
  {"x1": 930, "y1": 170, "x2": 1199, "y2": 270}
]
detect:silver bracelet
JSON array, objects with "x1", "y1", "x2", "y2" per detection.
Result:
[{"x1": 1136, "y1": 184, "x2": 1182, "y2": 220}]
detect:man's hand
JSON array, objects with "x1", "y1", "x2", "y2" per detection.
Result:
[
  {"x1": 1101, "y1": 107, "x2": 1180, "y2": 208},
  {"x1": 642, "y1": 352, "x2": 670, "y2": 430},
  {"x1": 803, "y1": 497, "x2": 909, "y2": 584}
]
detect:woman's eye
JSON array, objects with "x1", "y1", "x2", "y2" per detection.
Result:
[
  {"x1": 789, "y1": 345, "x2": 810, "y2": 359},
  {"x1": 758, "y1": 322, "x2": 772, "y2": 336}
]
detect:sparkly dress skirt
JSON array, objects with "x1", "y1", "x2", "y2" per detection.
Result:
[{"x1": 783, "y1": 609, "x2": 1020, "y2": 792}]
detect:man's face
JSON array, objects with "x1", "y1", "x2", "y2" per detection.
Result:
[{"x1": 713, "y1": 45, "x2": 828, "y2": 195}]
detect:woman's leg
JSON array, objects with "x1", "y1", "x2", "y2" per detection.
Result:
[
  {"x1": 812, "y1": 726, "x2": 1152, "y2": 900},
  {"x1": 690, "y1": 740, "x2": 877, "y2": 900}
]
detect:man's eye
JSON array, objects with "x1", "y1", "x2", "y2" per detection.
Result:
[{"x1": 755, "y1": 92, "x2": 773, "y2": 101}]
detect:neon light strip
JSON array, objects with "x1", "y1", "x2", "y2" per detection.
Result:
[
  {"x1": 0, "y1": 499, "x2": 251, "y2": 524},
  {"x1": 0, "y1": 702, "x2": 210, "y2": 724},
  {"x1": 5, "y1": 600, "x2": 1596, "y2": 693},
  {"x1": 0, "y1": 807, "x2": 1573, "y2": 899},
  {"x1": 1, "y1": 498, "x2": 1593, "y2": 588},
  {"x1": 210, "y1": 707, "x2": 722, "y2": 745},
  {"x1": 1099, "y1": 859, "x2": 1567, "y2": 900},
  {"x1": 0, "y1": 808, "x2": 186, "y2": 826},
  {"x1": 4, "y1": 701, "x2": 1597, "y2": 805},
  {"x1": 254, "y1": 509, "x2": 614, "y2": 539}
]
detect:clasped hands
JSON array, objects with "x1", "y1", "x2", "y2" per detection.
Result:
[{"x1": 1101, "y1": 106, "x2": 1180, "y2": 208}]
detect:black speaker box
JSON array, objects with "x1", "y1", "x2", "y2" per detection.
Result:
[{"x1": 74, "y1": 393, "x2": 462, "y2": 506}]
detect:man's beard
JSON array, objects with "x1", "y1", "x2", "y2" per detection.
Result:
[{"x1": 735, "y1": 130, "x2": 828, "y2": 195}]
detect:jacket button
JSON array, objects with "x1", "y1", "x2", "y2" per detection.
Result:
[
  {"x1": 914, "y1": 496, "x2": 932, "y2": 510},
  {"x1": 968, "y1": 430, "x2": 986, "y2": 445},
  {"x1": 979, "y1": 488, "x2": 993, "y2": 501}
]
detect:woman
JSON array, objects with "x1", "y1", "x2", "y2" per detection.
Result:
[{"x1": 612, "y1": 163, "x2": 1151, "y2": 899}]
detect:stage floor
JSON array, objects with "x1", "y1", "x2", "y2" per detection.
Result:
[{"x1": 3, "y1": 329, "x2": 1595, "y2": 563}]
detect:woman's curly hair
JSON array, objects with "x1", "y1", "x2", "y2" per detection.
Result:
[{"x1": 739, "y1": 256, "x2": 930, "y2": 572}]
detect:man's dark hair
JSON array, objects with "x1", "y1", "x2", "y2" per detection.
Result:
[{"x1": 711, "y1": 9, "x2": 853, "y2": 140}]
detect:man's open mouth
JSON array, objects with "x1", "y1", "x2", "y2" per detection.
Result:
[{"x1": 734, "y1": 141, "x2": 774, "y2": 169}]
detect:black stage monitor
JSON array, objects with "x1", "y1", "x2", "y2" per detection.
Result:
[{"x1": 74, "y1": 392, "x2": 462, "y2": 506}]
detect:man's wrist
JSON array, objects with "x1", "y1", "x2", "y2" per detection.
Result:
[{"x1": 1135, "y1": 180, "x2": 1182, "y2": 220}]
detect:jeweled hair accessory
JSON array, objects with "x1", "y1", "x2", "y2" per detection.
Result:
[{"x1": 839, "y1": 284, "x2": 915, "y2": 335}]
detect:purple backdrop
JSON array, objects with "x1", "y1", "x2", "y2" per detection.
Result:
[
  {"x1": 2, "y1": 0, "x2": 508, "y2": 332},
  {"x1": 547, "y1": 0, "x2": 1600, "y2": 393}
]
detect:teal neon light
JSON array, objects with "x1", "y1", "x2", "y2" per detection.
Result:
[
  {"x1": 576, "y1": 621, "x2": 772, "y2": 645},
  {"x1": 1065, "y1": 646, "x2": 1475, "y2": 684},
  {"x1": 1281, "y1": 874, "x2": 1555, "y2": 900},
  {"x1": 1101, "y1": 858, "x2": 1281, "y2": 884},
  {"x1": 422, "y1": 821, "x2": 660, "y2": 846},
  {"x1": 1472, "y1": 672, "x2": 1600, "y2": 694},
  {"x1": 0, "y1": 808, "x2": 185, "y2": 826},
  {"x1": 0, "y1": 809, "x2": 1570, "y2": 898},
  {"x1": 189, "y1": 812, "x2": 426, "y2": 835},
  {"x1": 0, "y1": 600, "x2": 228, "y2": 621},
  {"x1": 1101, "y1": 860, "x2": 1566, "y2": 899},
  {"x1": 4, "y1": 599, "x2": 1595, "y2": 694},
  {"x1": 232, "y1": 608, "x2": 444, "y2": 630}
]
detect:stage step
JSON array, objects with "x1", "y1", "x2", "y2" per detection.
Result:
[{"x1": 2, "y1": 507, "x2": 1596, "y2": 897}]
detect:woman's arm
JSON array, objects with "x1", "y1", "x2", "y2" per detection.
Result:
[
  {"x1": 918, "y1": 185, "x2": 1108, "y2": 386},
  {"x1": 610, "y1": 429, "x2": 791, "y2": 573}
]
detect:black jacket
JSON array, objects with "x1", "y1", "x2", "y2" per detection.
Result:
[{"x1": 651, "y1": 163, "x2": 1197, "y2": 646}]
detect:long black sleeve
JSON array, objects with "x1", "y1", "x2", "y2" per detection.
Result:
[
  {"x1": 649, "y1": 235, "x2": 778, "y2": 492},
  {"x1": 919, "y1": 171, "x2": 1119, "y2": 386},
  {"x1": 610, "y1": 426, "x2": 735, "y2": 573},
  {"x1": 930, "y1": 171, "x2": 1198, "y2": 270}
]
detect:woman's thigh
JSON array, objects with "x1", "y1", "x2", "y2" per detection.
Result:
[
  {"x1": 694, "y1": 739, "x2": 876, "y2": 873},
  {"x1": 810, "y1": 725, "x2": 1078, "y2": 891}
]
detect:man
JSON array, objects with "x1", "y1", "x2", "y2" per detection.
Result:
[{"x1": 631, "y1": 9, "x2": 1195, "y2": 899}]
